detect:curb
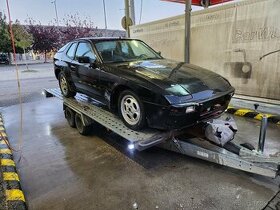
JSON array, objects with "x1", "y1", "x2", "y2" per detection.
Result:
[
  {"x1": 9, "y1": 61, "x2": 52, "y2": 66},
  {"x1": 0, "y1": 114, "x2": 27, "y2": 210},
  {"x1": 226, "y1": 106, "x2": 280, "y2": 125}
]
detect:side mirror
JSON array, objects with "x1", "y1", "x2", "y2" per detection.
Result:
[
  {"x1": 78, "y1": 56, "x2": 90, "y2": 64},
  {"x1": 89, "y1": 59, "x2": 98, "y2": 69},
  {"x1": 78, "y1": 56, "x2": 98, "y2": 68}
]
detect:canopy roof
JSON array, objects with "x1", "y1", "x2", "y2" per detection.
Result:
[{"x1": 161, "y1": 0, "x2": 233, "y2": 6}]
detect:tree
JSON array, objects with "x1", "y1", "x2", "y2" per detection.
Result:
[
  {"x1": 25, "y1": 14, "x2": 124, "y2": 62},
  {"x1": 26, "y1": 19, "x2": 60, "y2": 62},
  {"x1": 26, "y1": 15, "x2": 99, "y2": 62},
  {"x1": 0, "y1": 12, "x2": 12, "y2": 53},
  {"x1": 13, "y1": 20, "x2": 33, "y2": 52},
  {"x1": 0, "y1": 13, "x2": 33, "y2": 58},
  {"x1": 60, "y1": 13, "x2": 100, "y2": 44}
]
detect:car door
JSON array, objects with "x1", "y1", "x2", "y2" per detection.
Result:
[
  {"x1": 95, "y1": 41, "x2": 129, "y2": 100},
  {"x1": 64, "y1": 42, "x2": 82, "y2": 89},
  {"x1": 73, "y1": 41, "x2": 103, "y2": 99}
]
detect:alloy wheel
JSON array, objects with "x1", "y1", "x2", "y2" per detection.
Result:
[
  {"x1": 120, "y1": 95, "x2": 141, "y2": 126},
  {"x1": 60, "y1": 75, "x2": 68, "y2": 95}
]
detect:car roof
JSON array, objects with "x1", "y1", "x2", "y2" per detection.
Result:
[{"x1": 75, "y1": 37, "x2": 140, "y2": 43}]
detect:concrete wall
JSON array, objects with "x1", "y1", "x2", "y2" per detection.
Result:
[{"x1": 130, "y1": 0, "x2": 280, "y2": 100}]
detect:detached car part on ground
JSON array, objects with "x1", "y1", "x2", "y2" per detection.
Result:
[{"x1": 53, "y1": 37, "x2": 234, "y2": 131}]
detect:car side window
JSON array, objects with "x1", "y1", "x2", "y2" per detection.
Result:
[
  {"x1": 58, "y1": 43, "x2": 70, "y2": 53},
  {"x1": 66, "y1": 42, "x2": 77, "y2": 59},
  {"x1": 75, "y1": 42, "x2": 96, "y2": 61},
  {"x1": 120, "y1": 41, "x2": 129, "y2": 54}
]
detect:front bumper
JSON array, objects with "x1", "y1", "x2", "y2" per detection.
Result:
[{"x1": 145, "y1": 93, "x2": 232, "y2": 130}]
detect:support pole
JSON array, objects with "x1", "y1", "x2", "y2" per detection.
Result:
[
  {"x1": 125, "y1": 0, "x2": 130, "y2": 37},
  {"x1": 258, "y1": 115, "x2": 268, "y2": 152},
  {"x1": 102, "y1": 0, "x2": 108, "y2": 36},
  {"x1": 51, "y1": 0, "x2": 59, "y2": 26},
  {"x1": 184, "y1": 0, "x2": 191, "y2": 63},
  {"x1": 129, "y1": 0, "x2": 135, "y2": 25}
]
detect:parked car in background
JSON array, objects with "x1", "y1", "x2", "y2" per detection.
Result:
[
  {"x1": 0, "y1": 54, "x2": 9, "y2": 65},
  {"x1": 53, "y1": 37, "x2": 235, "y2": 130}
]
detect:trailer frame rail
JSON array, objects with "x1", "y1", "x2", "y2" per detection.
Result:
[{"x1": 44, "y1": 88, "x2": 280, "y2": 178}]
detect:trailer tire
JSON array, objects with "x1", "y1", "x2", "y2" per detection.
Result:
[
  {"x1": 65, "y1": 107, "x2": 76, "y2": 128},
  {"x1": 75, "y1": 113, "x2": 90, "y2": 135}
]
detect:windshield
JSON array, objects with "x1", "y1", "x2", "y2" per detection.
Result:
[{"x1": 95, "y1": 40, "x2": 162, "y2": 63}]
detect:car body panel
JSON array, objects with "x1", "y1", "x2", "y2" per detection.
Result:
[{"x1": 54, "y1": 37, "x2": 234, "y2": 130}]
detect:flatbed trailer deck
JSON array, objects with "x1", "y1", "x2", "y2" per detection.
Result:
[{"x1": 44, "y1": 88, "x2": 280, "y2": 178}]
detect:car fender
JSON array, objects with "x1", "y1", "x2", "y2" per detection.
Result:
[{"x1": 109, "y1": 81, "x2": 169, "y2": 111}]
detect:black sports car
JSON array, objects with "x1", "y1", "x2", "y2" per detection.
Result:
[{"x1": 54, "y1": 37, "x2": 234, "y2": 130}]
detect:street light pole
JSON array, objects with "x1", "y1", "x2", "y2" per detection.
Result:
[
  {"x1": 102, "y1": 0, "x2": 108, "y2": 36},
  {"x1": 129, "y1": 0, "x2": 135, "y2": 25},
  {"x1": 124, "y1": 0, "x2": 130, "y2": 37},
  {"x1": 51, "y1": 0, "x2": 59, "y2": 26},
  {"x1": 184, "y1": 0, "x2": 191, "y2": 63}
]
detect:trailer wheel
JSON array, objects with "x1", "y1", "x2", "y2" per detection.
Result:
[
  {"x1": 75, "y1": 113, "x2": 90, "y2": 135},
  {"x1": 65, "y1": 107, "x2": 76, "y2": 128}
]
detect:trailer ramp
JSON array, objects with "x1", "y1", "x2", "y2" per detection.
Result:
[
  {"x1": 159, "y1": 136, "x2": 280, "y2": 178},
  {"x1": 44, "y1": 88, "x2": 171, "y2": 151},
  {"x1": 44, "y1": 88, "x2": 280, "y2": 178}
]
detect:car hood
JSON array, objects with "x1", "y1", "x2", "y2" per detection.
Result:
[{"x1": 112, "y1": 59, "x2": 233, "y2": 99}]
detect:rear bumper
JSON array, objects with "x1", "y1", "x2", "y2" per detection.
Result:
[{"x1": 145, "y1": 93, "x2": 232, "y2": 130}]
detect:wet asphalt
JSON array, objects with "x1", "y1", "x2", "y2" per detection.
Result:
[
  {"x1": 1, "y1": 98, "x2": 279, "y2": 210},
  {"x1": 0, "y1": 63, "x2": 57, "y2": 108}
]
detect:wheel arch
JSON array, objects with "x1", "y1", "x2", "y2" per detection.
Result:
[
  {"x1": 55, "y1": 68, "x2": 61, "y2": 79},
  {"x1": 110, "y1": 83, "x2": 168, "y2": 112},
  {"x1": 110, "y1": 84, "x2": 132, "y2": 112},
  {"x1": 54, "y1": 59, "x2": 70, "y2": 79}
]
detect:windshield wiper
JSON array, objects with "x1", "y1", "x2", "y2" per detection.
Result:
[{"x1": 142, "y1": 57, "x2": 161, "y2": 60}]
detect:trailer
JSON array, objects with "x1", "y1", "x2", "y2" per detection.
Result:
[{"x1": 44, "y1": 88, "x2": 280, "y2": 178}]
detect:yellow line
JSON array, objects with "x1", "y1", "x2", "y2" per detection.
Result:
[
  {"x1": 0, "y1": 132, "x2": 7, "y2": 137},
  {"x1": 254, "y1": 113, "x2": 275, "y2": 121},
  {"x1": 234, "y1": 109, "x2": 252, "y2": 116},
  {"x1": 0, "y1": 140, "x2": 7, "y2": 145},
  {"x1": 1, "y1": 159, "x2": 15, "y2": 166},
  {"x1": 0, "y1": 149, "x2": 12, "y2": 154},
  {"x1": 5, "y1": 189, "x2": 25, "y2": 202},
  {"x1": 3, "y1": 172, "x2": 19, "y2": 181}
]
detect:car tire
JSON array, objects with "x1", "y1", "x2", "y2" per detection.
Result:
[
  {"x1": 118, "y1": 90, "x2": 146, "y2": 130},
  {"x1": 65, "y1": 107, "x2": 76, "y2": 128},
  {"x1": 59, "y1": 71, "x2": 76, "y2": 98},
  {"x1": 75, "y1": 113, "x2": 91, "y2": 135}
]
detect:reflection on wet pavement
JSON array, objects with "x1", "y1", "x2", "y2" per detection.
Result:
[{"x1": 2, "y1": 98, "x2": 280, "y2": 210}]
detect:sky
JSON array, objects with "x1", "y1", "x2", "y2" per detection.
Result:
[{"x1": 0, "y1": 0, "x2": 199, "y2": 30}]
